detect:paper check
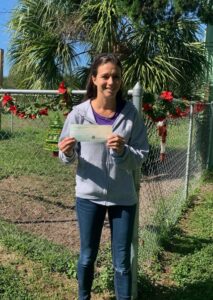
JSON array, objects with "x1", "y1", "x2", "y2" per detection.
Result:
[{"x1": 69, "y1": 124, "x2": 112, "y2": 142}]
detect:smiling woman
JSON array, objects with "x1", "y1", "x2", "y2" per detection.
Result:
[
  {"x1": 58, "y1": 53, "x2": 149, "y2": 300},
  {"x1": 90, "y1": 62, "x2": 122, "y2": 117}
]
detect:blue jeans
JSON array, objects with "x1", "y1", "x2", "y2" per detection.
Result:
[{"x1": 76, "y1": 198, "x2": 136, "y2": 300}]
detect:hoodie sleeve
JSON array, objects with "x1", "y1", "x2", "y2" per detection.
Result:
[
  {"x1": 58, "y1": 109, "x2": 79, "y2": 164},
  {"x1": 110, "y1": 110, "x2": 149, "y2": 170}
]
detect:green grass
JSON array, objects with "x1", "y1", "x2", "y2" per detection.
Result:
[
  {"x1": 138, "y1": 187, "x2": 189, "y2": 263},
  {"x1": 0, "y1": 113, "x2": 211, "y2": 299},
  {"x1": 138, "y1": 172, "x2": 213, "y2": 300},
  {"x1": 0, "y1": 265, "x2": 33, "y2": 299},
  {"x1": 0, "y1": 219, "x2": 116, "y2": 299},
  {"x1": 171, "y1": 189, "x2": 213, "y2": 287},
  {"x1": 0, "y1": 245, "x2": 76, "y2": 300},
  {"x1": 0, "y1": 220, "x2": 77, "y2": 278},
  {"x1": 0, "y1": 113, "x2": 72, "y2": 180},
  {"x1": 167, "y1": 119, "x2": 189, "y2": 149},
  {"x1": 0, "y1": 218, "x2": 78, "y2": 299},
  {"x1": 147, "y1": 118, "x2": 189, "y2": 148}
]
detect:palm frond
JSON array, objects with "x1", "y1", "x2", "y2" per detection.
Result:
[{"x1": 8, "y1": 0, "x2": 79, "y2": 89}]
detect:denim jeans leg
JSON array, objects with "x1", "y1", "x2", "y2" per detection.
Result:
[
  {"x1": 108, "y1": 205, "x2": 136, "y2": 300},
  {"x1": 76, "y1": 198, "x2": 106, "y2": 300}
]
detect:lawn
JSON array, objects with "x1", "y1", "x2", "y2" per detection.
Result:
[
  {"x1": 0, "y1": 112, "x2": 211, "y2": 299},
  {"x1": 0, "y1": 172, "x2": 212, "y2": 299},
  {"x1": 138, "y1": 171, "x2": 213, "y2": 300}
]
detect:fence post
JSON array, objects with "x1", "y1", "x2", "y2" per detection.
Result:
[
  {"x1": 207, "y1": 102, "x2": 213, "y2": 170},
  {"x1": 206, "y1": 24, "x2": 213, "y2": 170},
  {"x1": 131, "y1": 82, "x2": 142, "y2": 299},
  {"x1": 184, "y1": 104, "x2": 194, "y2": 200}
]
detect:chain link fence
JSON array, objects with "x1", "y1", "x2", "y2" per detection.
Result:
[
  {"x1": 0, "y1": 92, "x2": 212, "y2": 272},
  {"x1": 139, "y1": 105, "x2": 212, "y2": 261}
]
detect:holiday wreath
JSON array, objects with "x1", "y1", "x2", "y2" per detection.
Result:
[
  {"x1": 142, "y1": 91, "x2": 206, "y2": 161},
  {"x1": 0, "y1": 82, "x2": 71, "y2": 119}
]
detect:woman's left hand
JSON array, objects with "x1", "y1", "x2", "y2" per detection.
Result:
[{"x1": 106, "y1": 134, "x2": 125, "y2": 155}]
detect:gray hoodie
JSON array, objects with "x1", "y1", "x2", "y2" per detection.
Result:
[{"x1": 59, "y1": 99, "x2": 149, "y2": 206}]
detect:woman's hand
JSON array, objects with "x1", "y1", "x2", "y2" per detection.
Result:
[
  {"x1": 58, "y1": 137, "x2": 76, "y2": 156},
  {"x1": 106, "y1": 134, "x2": 125, "y2": 155}
]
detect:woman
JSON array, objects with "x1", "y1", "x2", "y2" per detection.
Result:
[{"x1": 58, "y1": 53, "x2": 149, "y2": 300}]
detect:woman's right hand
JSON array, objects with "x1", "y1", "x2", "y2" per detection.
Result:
[{"x1": 58, "y1": 137, "x2": 76, "y2": 156}]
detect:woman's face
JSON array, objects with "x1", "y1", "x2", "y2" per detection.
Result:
[{"x1": 92, "y1": 62, "x2": 122, "y2": 102}]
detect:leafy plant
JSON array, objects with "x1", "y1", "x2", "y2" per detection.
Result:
[
  {"x1": 0, "y1": 220, "x2": 77, "y2": 278},
  {"x1": 171, "y1": 245, "x2": 213, "y2": 286},
  {"x1": 0, "y1": 265, "x2": 32, "y2": 299},
  {"x1": 93, "y1": 244, "x2": 114, "y2": 292}
]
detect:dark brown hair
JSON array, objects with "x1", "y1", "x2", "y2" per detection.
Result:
[{"x1": 84, "y1": 53, "x2": 124, "y2": 102}]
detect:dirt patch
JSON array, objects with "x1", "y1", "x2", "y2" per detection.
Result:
[
  {"x1": 0, "y1": 175, "x2": 111, "y2": 252},
  {"x1": 0, "y1": 171, "x2": 207, "y2": 253},
  {"x1": 0, "y1": 173, "x2": 166, "y2": 252},
  {"x1": 1, "y1": 174, "x2": 211, "y2": 299},
  {"x1": 0, "y1": 245, "x2": 20, "y2": 265}
]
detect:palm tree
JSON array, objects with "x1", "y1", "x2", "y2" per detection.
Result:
[
  {"x1": 8, "y1": 0, "x2": 80, "y2": 89},
  {"x1": 73, "y1": 0, "x2": 207, "y2": 94},
  {"x1": 8, "y1": 0, "x2": 208, "y2": 95},
  {"x1": 121, "y1": 18, "x2": 207, "y2": 94}
]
